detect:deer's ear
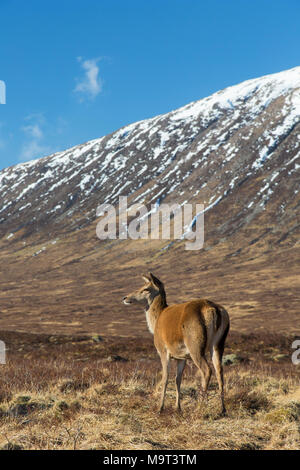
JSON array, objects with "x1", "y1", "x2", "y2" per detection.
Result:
[
  {"x1": 142, "y1": 274, "x2": 151, "y2": 283},
  {"x1": 149, "y1": 272, "x2": 162, "y2": 288}
]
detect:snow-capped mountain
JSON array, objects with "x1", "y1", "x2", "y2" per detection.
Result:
[
  {"x1": 0, "y1": 67, "x2": 299, "y2": 337},
  {"x1": 1, "y1": 66, "x2": 300, "y2": 245}
]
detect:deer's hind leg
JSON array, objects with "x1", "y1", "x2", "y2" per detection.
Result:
[
  {"x1": 211, "y1": 324, "x2": 230, "y2": 415},
  {"x1": 188, "y1": 345, "x2": 211, "y2": 400},
  {"x1": 175, "y1": 359, "x2": 186, "y2": 412}
]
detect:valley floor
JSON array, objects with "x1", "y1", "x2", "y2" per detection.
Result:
[{"x1": 0, "y1": 332, "x2": 299, "y2": 450}]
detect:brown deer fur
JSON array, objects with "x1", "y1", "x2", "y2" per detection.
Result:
[{"x1": 123, "y1": 273, "x2": 230, "y2": 414}]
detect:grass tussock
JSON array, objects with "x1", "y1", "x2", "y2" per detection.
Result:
[{"x1": 0, "y1": 348, "x2": 299, "y2": 450}]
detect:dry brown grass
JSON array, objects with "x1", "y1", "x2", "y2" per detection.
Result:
[{"x1": 0, "y1": 333, "x2": 299, "y2": 450}]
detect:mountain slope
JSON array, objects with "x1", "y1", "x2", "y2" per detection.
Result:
[{"x1": 0, "y1": 67, "x2": 299, "y2": 337}]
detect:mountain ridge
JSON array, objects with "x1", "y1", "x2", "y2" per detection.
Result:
[
  {"x1": 1, "y1": 66, "x2": 300, "y2": 240},
  {"x1": 0, "y1": 66, "x2": 299, "y2": 337}
]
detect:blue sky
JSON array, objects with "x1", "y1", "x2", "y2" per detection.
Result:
[{"x1": 0, "y1": 0, "x2": 300, "y2": 170}]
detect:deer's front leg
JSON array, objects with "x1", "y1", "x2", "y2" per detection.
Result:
[{"x1": 158, "y1": 350, "x2": 170, "y2": 413}]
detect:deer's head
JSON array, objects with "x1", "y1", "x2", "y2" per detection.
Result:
[{"x1": 123, "y1": 273, "x2": 165, "y2": 307}]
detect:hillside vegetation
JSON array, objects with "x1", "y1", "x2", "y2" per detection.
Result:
[{"x1": 0, "y1": 332, "x2": 299, "y2": 450}]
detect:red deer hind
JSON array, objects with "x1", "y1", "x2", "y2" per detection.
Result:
[{"x1": 123, "y1": 273, "x2": 230, "y2": 414}]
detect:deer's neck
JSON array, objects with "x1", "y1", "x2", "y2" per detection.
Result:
[{"x1": 145, "y1": 291, "x2": 167, "y2": 335}]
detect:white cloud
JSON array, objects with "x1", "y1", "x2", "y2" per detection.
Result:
[
  {"x1": 19, "y1": 115, "x2": 52, "y2": 162},
  {"x1": 20, "y1": 140, "x2": 51, "y2": 162},
  {"x1": 22, "y1": 123, "x2": 43, "y2": 139},
  {"x1": 74, "y1": 57, "x2": 103, "y2": 101}
]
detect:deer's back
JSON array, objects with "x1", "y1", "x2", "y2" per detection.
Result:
[{"x1": 154, "y1": 299, "x2": 227, "y2": 357}]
